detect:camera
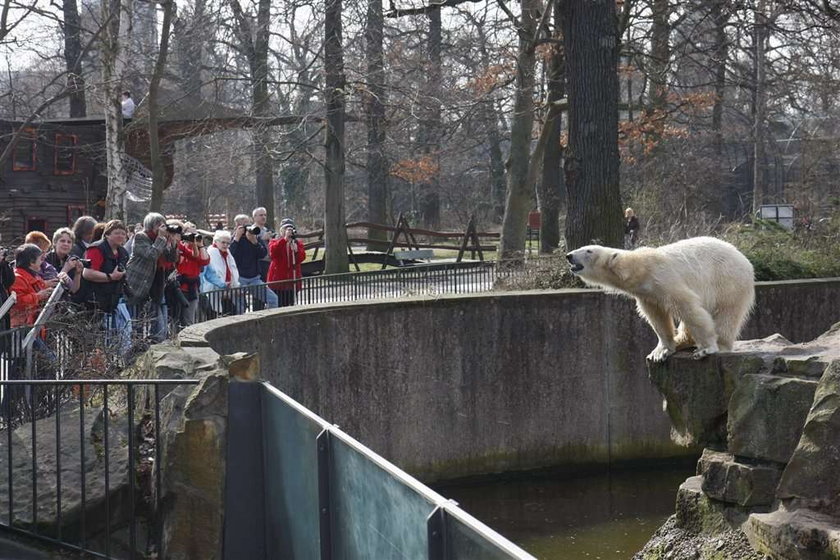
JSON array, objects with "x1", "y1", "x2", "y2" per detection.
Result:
[
  {"x1": 182, "y1": 232, "x2": 199, "y2": 242},
  {"x1": 165, "y1": 224, "x2": 183, "y2": 235},
  {"x1": 1, "y1": 248, "x2": 14, "y2": 263},
  {"x1": 245, "y1": 225, "x2": 261, "y2": 236},
  {"x1": 79, "y1": 258, "x2": 92, "y2": 269}
]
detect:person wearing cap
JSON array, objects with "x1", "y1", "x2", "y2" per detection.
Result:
[{"x1": 268, "y1": 219, "x2": 306, "y2": 307}]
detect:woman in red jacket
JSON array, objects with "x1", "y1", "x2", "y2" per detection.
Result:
[
  {"x1": 176, "y1": 225, "x2": 211, "y2": 326},
  {"x1": 10, "y1": 244, "x2": 53, "y2": 327},
  {"x1": 267, "y1": 220, "x2": 306, "y2": 307}
]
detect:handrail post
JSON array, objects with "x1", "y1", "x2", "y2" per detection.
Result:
[
  {"x1": 427, "y1": 506, "x2": 446, "y2": 560},
  {"x1": 317, "y1": 428, "x2": 332, "y2": 560}
]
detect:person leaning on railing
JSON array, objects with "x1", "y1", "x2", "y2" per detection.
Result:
[
  {"x1": 176, "y1": 224, "x2": 210, "y2": 326},
  {"x1": 204, "y1": 230, "x2": 240, "y2": 316},
  {"x1": 268, "y1": 219, "x2": 306, "y2": 307},
  {"x1": 9, "y1": 244, "x2": 54, "y2": 327}
]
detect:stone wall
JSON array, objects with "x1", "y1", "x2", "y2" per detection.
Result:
[{"x1": 180, "y1": 280, "x2": 840, "y2": 482}]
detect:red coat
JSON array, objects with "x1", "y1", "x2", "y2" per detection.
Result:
[
  {"x1": 267, "y1": 238, "x2": 306, "y2": 290},
  {"x1": 10, "y1": 268, "x2": 47, "y2": 327},
  {"x1": 177, "y1": 242, "x2": 211, "y2": 278}
]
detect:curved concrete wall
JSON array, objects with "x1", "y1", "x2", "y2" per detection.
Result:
[{"x1": 182, "y1": 279, "x2": 840, "y2": 482}]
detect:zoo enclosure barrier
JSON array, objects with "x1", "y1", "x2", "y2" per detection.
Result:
[
  {"x1": 226, "y1": 381, "x2": 536, "y2": 560},
  {"x1": 195, "y1": 257, "x2": 548, "y2": 321},
  {"x1": 0, "y1": 378, "x2": 200, "y2": 559}
]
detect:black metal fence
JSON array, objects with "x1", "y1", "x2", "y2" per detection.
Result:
[
  {"x1": 194, "y1": 259, "x2": 550, "y2": 321},
  {"x1": 0, "y1": 378, "x2": 199, "y2": 558}
]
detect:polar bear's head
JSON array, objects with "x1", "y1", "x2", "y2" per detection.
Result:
[{"x1": 566, "y1": 245, "x2": 623, "y2": 287}]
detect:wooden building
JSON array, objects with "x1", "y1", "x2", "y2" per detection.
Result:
[
  {"x1": 1, "y1": 92, "x2": 313, "y2": 245},
  {"x1": 1, "y1": 118, "x2": 110, "y2": 245}
]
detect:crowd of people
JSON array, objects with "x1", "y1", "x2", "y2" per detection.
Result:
[{"x1": 0, "y1": 207, "x2": 306, "y2": 342}]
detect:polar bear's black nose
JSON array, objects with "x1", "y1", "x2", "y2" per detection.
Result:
[{"x1": 565, "y1": 253, "x2": 574, "y2": 263}]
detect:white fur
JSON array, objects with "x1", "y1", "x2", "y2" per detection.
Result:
[{"x1": 566, "y1": 237, "x2": 755, "y2": 362}]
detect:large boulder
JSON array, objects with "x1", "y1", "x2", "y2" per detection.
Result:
[
  {"x1": 643, "y1": 323, "x2": 840, "y2": 560},
  {"x1": 776, "y1": 360, "x2": 840, "y2": 516},
  {"x1": 728, "y1": 374, "x2": 818, "y2": 464},
  {"x1": 697, "y1": 450, "x2": 782, "y2": 507}
]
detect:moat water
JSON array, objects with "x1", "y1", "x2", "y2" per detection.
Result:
[{"x1": 440, "y1": 464, "x2": 695, "y2": 560}]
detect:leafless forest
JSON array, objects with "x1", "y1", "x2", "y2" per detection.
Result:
[{"x1": 2, "y1": 0, "x2": 839, "y2": 258}]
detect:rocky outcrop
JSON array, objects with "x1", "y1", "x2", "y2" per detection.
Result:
[{"x1": 638, "y1": 322, "x2": 840, "y2": 560}]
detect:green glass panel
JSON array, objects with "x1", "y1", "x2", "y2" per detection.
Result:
[
  {"x1": 329, "y1": 437, "x2": 435, "y2": 560},
  {"x1": 447, "y1": 514, "x2": 527, "y2": 560},
  {"x1": 261, "y1": 389, "x2": 322, "y2": 560}
]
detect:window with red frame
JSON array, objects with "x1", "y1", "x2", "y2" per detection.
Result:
[
  {"x1": 54, "y1": 133, "x2": 78, "y2": 175},
  {"x1": 12, "y1": 127, "x2": 37, "y2": 171}
]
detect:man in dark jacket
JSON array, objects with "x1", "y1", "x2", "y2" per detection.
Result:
[{"x1": 230, "y1": 223, "x2": 277, "y2": 309}]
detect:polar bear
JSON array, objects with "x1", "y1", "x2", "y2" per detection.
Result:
[{"x1": 566, "y1": 237, "x2": 755, "y2": 362}]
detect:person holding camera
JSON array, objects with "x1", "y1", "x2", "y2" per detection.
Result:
[
  {"x1": 81, "y1": 220, "x2": 129, "y2": 313},
  {"x1": 252, "y1": 207, "x2": 274, "y2": 282},
  {"x1": 268, "y1": 219, "x2": 306, "y2": 307},
  {"x1": 231, "y1": 221, "x2": 278, "y2": 310},
  {"x1": 176, "y1": 226, "x2": 210, "y2": 326},
  {"x1": 44, "y1": 228, "x2": 84, "y2": 297},
  {"x1": 125, "y1": 212, "x2": 179, "y2": 341}
]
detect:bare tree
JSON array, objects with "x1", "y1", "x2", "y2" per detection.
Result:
[
  {"x1": 323, "y1": 0, "x2": 349, "y2": 273},
  {"x1": 229, "y1": 0, "x2": 275, "y2": 226},
  {"x1": 102, "y1": 0, "x2": 129, "y2": 220},
  {"x1": 563, "y1": 0, "x2": 623, "y2": 250},
  {"x1": 498, "y1": 0, "x2": 542, "y2": 259},
  {"x1": 537, "y1": 1, "x2": 565, "y2": 253},
  {"x1": 365, "y1": 0, "x2": 389, "y2": 246},
  {"x1": 148, "y1": 0, "x2": 175, "y2": 212}
]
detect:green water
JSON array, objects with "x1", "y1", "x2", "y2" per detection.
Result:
[{"x1": 441, "y1": 466, "x2": 694, "y2": 560}]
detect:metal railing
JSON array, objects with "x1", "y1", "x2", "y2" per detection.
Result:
[
  {"x1": 226, "y1": 381, "x2": 536, "y2": 560},
  {"x1": 0, "y1": 378, "x2": 199, "y2": 558},
  {"x1": 196, "y1": 259, "x2": 542, "y2": 321}
]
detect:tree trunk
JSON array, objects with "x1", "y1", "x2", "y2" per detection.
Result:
[
  {"x1": 537, "y1": 4, "x2": 565, "y2": 253},
  {"x1": 486, "y1": 102, "x2": 506, "y2": 221},
  {"x1": 417, "y1": 6, "x2": 442, "y2": 229},
  {"x1": 323, "y1": 0, "x2": 349, "y2": 274},
  {"x1": 498, "y1": 0, "x2": 541, "y2": 260},
  {"x1": 63, "y1": 0, "x2": 87, "y2": 117},
  {"x1": 711, "y1": 0, "x2": 728, "y2": 157},
  {"x1": 562, "y1": 0, "x2": 623, "y2": 250},
  {"x1": 252, "y1": 0, "x2": 274, "y2": 226},
  {"x1": 102, "y1": 0, "x2": 127, "y2": 220},
  {"x1": 148, "y1": 0, "x2": 174, "y2": 212},
  {"x1": 475, "y1": 20, "x2": 506, "y2": 221},
  {"x1": 365, "y1": 0, "x2": 388, "y2": 248},
  {"x1": 752, "y1": 0, "x2": 767, "y2": 213},
  {"x1": 649, "y1": 0, "x2": 670, "y2": 111}
]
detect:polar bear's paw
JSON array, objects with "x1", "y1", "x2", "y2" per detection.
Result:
[
  {"x1": 691, "y1": 346, "x2": 718, "y2": 360},
  {"x1": 646, "y1": 345, "x2": 675, "y2": 362}
]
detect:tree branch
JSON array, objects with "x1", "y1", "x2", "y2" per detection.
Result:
[{"x1": 385, "y1": 0, "x2": 482, "y2": 18}]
